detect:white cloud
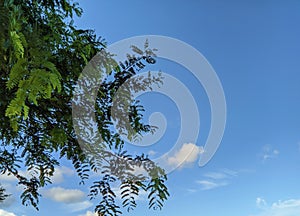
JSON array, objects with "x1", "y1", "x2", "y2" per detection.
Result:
[
  {"x1": 0, "y1": 209, "x2": 16, "y2": 216},
  {"x1": 0, "y1": 170, "x2": 29, "y2": 182},
  {"x1": 197, "y1": 169, "x2": 238, "y2": 190},
  {"x1": 204, "y1": 172, "x2": 227, "y2": 179},
  {"x1": 148, "y1": 150, "x2": 157, "y2": 156},
  {"x1": 0, "y1": 173, "x2": 16, "y2": 182},
  {"x1": 222, "y1": 168, "x2": 238, "y2": 176},
  {"x1": 204, "y1": 169, "x2": 238, "y2": 179},
  {"x1": 251, "y1": 198, "x2": 300, "y2": 216},
  {"x1": 187, "y1": 188, "x2": 197, "y2": 193},
  {"x1": 0, "y1": 166, "x2": 74, "y2": 184},
  {"x1": 52, "y1": 166, "x2": 74, "y2": 184},
  {"x1": 43, "y1": 187, "x2": 85, "y2": 204},
  {"x1": 130, "y1": 165, "x2": 148, "y2": 177},
  {"x1": 260, "y1": 145, "x2": 280, "y2": 161},
  {"x1": 67, "y1": 201, "x2": 93, "y2": 212},
  {"x1": 256, "y1": 197, "x2": 267, "y2": 209},
  {"x1": 78, "y1": 211, "x2": 97, "y2": 216},
  {"x1": 167, "y1": 143, "x2": 204, "y2": 168},
  {"x1": 196, "y1": 180, "x2": 228, "y2": 190},
  {"x1": 0, "y1": 195, "x2": 15, "y2": 208}
]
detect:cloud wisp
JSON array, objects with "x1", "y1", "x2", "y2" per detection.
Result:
[
  {"x1": 251, "y1": 198, "x2": 300, "y2": 216},
  {"x1": 196, "y1": 180, "x2": 228, "y2": 190},
  {"x1": 196, "y1": 169, "x2": 238, "y2": 191},
  {"x1": 256, "y1": 197, "x2": 267, "y2": 209},
  {"x1": 259, "y1": 145, "x2": 280, "y2": 162}
]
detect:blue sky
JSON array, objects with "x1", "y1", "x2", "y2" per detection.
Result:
[{"x1": 1, "y1": 0, "x2": 300, "y2": 216}]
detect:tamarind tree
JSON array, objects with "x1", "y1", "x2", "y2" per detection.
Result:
[{"x1": 0, "y1": 0, "x2": 169, "y2": 215}]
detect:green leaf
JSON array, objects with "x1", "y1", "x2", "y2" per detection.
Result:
[{"x1": 10, "y1": 31, "x2": 24, "y2": 59}]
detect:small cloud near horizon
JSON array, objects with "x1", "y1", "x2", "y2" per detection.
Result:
[{"x1": 251, "y1": 198, "x2": 300, "y2": 216}]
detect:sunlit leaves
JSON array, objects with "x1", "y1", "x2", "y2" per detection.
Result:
[{"x1": 10, "y1": 31, "x2": 24, "y2": 59}]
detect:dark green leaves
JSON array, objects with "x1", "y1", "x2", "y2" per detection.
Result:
[
  {"x1": 87, "y1": 150, "x2": 169, "y2": 215},
  {"x1": 0, "y1": 184, "x2": 10, "y2": 203},
  {"x1": 0, "y1": 1, "x2": 169, "y2": 215}
]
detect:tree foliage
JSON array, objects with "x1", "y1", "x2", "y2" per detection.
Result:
[
  {"x1": 0, "y1": 184, "x2": 9, "y2": 203},
  {"x1": 0, "y1": 0, "x2": 169, "y2": 215}
]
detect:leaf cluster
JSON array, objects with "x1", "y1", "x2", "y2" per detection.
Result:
[{"x1": 0, "y1": 0, "x2": 169, "y2": 215}]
